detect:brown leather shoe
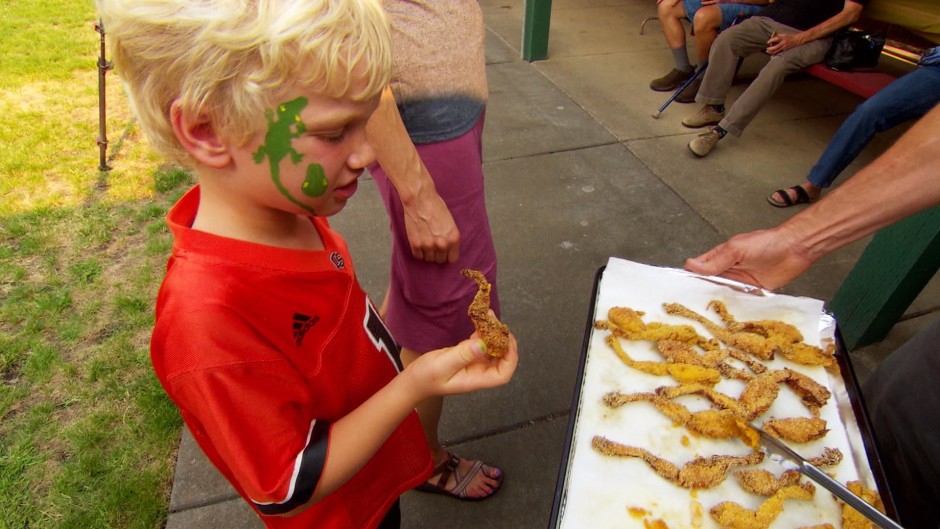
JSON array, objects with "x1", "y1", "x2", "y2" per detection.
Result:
[
  {"x1": 675, "y1": 76, "x2": 703, "y2": 104},
  {"x1": 650, "y1": 68, "x2": 694, "y2": 92}
]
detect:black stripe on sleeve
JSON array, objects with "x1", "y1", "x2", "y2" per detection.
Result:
[{"x1": 255, "y1": 419, "x2": 331, "y2": 515}]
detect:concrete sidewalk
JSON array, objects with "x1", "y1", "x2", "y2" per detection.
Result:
[{"x1": 164, "y1": 1, "x2": 939, "y2": 527}]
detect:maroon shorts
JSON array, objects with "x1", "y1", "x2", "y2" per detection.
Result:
[{"x1": 370, "y1": 114, "x2": 499, "y2": 353}]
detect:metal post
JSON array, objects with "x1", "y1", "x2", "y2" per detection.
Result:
[
  {"x1": 522, "y1": 0, "x2": 553, "y2": 62},
  {"x1": 94, "y1": 20, "x2": 113, "y2": 171}
]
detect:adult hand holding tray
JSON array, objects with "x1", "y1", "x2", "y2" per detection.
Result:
[{"x1": 549, "y1": 257, "x2": 892, "y2": 529}]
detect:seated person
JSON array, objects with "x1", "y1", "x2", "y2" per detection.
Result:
[
  {"x1": 768, "y1": 45, "x2": 940, "y2": 207},
  {"x1": 650, "y1": 0, "x2": 768, "y2": 102},
  {"x1": 682, "y1": 0, "x2": 867, "y2": 158}
]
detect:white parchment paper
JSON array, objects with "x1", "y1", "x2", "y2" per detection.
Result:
[{"x1": 556, "y1": 258, "x2": 878, "y2": 529}]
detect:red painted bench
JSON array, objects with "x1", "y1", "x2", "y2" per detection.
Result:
[{"x1": 804, "y1": 63, "x2": 898, "y2": 98}]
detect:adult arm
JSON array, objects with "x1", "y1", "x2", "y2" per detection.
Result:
[
  {"x1": 767, "y1": 0, "x2": 864, "y2": 54},
  {"x1": 685, "y1": 103, "x2": 940, "y2": 290},
  {"x1": 366, "y1": 86, "x2": 460, "y2": 263}
]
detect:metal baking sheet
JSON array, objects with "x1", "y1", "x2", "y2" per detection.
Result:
[{"x1": 550, "y1": 258, "x2": 894, "y2": 529}]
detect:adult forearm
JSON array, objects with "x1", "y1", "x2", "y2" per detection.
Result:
[
  {"x1": 365, "y1": 86, "x2": 436, "y2": 205},
  {"x1": 778, "y1": 104, "x2": 940, "y2": 263}
]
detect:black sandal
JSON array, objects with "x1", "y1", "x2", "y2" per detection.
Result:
[{"x1": 768, "y1": 186, "x2": 813, "y2": 208}]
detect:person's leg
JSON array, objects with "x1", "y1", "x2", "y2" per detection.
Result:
[
  {"x1": 695, "y1": 16, "x2": 772, "y2": 105},
  {"x1": 806, "y1": 66, "x2": 940, "y2": 189},
  {"x1": 691, "y1": 5, "x2": 721, "y2": 64},
  {"x1": 370, "y1": 115, "x2": 502, "y2": 500},
  {"x1": 651, "y1": 0, "x2": 699, "y2": 91},
  {"x1": 659, "y1": 0, "x2": 690, "y2": 50},
  {"x1": 718, "y1": 21, "x2": 830, "y2": 136},
  {"x1": 862, "y1": 318, "x2": 940, "y2": 529}
]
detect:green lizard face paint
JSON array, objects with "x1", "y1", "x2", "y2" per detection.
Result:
[
  {"x1": 252, "y1": 96, "x2": 318, "y2": 214},
  {"x1": 301, "y1": 163, "x2": 328, "y2": 197}
]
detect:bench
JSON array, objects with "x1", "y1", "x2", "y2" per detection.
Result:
[{"x1": 803, "y1": 63, "x2": 898, "y2": 98}]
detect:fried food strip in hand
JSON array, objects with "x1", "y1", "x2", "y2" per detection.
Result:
[
  {"x1": 710, "y1": 484, "x2": 816, "y2": 529},
  {"x1": 461, "y1": 269, "x2": 509, "y2": 357},
  {"x1": 591, "y1": 436, "x2": 763, "y2": 489},
  {"x1": 595, "y1": 307, "x2": 719, "y2": 350},
  {"x1": 762, "y1": 417, "x2": 829, "y2": 443},
  {"x1": 734, "y1": 468, "x2": 802, "y2": 496},
  {"x1": 841, "y1": 481, "x2": 885, "y2": 529},
  {"x1": 605, "y1": 336, "x2": 721, "y2": 385},
  {"x1": 603, "y1": 391, "x2": 759, "y2": 447},
  {"x1": 664, "y1": 302, "x2": 778, "y2": 360}
]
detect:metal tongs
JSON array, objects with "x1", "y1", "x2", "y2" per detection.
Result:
[{"x1": 755, "y1": 426, "x2": 904, "y2": 529}]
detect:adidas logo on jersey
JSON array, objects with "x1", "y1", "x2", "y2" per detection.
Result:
[{"x1": 292, "y1": 313, "x2": 319, "y2": 346}]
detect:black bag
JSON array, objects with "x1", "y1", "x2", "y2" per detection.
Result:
[{"x1": 824, "y1": 28, "x2": 886, "y2": 71}]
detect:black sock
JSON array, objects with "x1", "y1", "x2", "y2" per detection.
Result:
[{"x1": 714, "y1": 126, "x2": 728, "y2": 138}]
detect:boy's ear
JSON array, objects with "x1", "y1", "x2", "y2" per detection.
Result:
[{"x1": 170, "y1": 100, "x2": 231, "y2": 168}]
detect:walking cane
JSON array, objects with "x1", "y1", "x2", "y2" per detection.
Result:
[{"x1": 652, "y1": 61, "x2": 707, "y2": 119}]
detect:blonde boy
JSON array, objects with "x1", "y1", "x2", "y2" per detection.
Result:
[{"x1": 97, "y1": 1, "x2": 518, "y2": 527}]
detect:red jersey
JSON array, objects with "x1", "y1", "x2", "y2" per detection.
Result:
[{"x1": 151, "y1": 187, "x2": 432, "y2": 529}]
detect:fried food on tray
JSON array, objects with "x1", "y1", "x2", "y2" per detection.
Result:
[
  {"x1": 656, "y1": 340, "x2": 762, "y2": 381},
  {"x1": 657, "y1": 383, "x2": 751, "y2": 419},
  {"x1": 841, "y1": 481, "x2": 885, "y2": 529},
  {"x1": 780, "y1": 342, "x2": 837, "y2": 368},
  {"x1": 808, "y1": 447, "x2": 843, "y2": 468},
  {"x1": 595, "y1": 307, "x2": 719, "y2": 350},
  {"x1": 664, "y1": 302, "x2": 778, "y2": 360},
  {"x1": 603, "y1": 391, "x2": 759, "y2": 447},
  {"x1": 605, "y1": 335, "x2": 722, "y2": 385},
  {"x1": 461, "y1": 269, "x2": 509, "y2": 358},
  {"x1": 781, "y1": 368, "x2": 831, "y2": 412},
  {"x1": 734, "y1": 468, "x2": 802, "y2": 496},
  {"x1": 709, "y1": 300, "x2": 805, "y2": 344},
  {"x1": 591, "y1": 436, "x2": 763, "y2": 489},
  {"x1": 657, "y1": 370, "x2": 786, "y2": 421},
  {"x1": 709, "y1": 483, "x2": 816, "y2": 529},
  {"x1": 709, "y1": 300, "x2": 837, "y2": 368},
  {"x1": 762, "y1": 417, "x2": 829, "y2": 443}
]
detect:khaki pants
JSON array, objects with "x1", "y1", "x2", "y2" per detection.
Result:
[{"x1": 695, "y1": 16, "x2": 833, "y2": 137}]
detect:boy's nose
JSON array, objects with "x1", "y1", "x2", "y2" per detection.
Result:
[{"x1": 349, "y1": 137, "x2": 376, "y2": 169}]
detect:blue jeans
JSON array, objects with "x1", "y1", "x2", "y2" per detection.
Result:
[{"x1": 807, "y1": 63, "x2": 940, "y2": 189}]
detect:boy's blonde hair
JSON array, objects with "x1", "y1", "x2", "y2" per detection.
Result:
[{"x1": 98, "y1": 0, "x2": 392, "y2": 167}]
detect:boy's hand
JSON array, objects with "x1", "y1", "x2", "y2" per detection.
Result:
[{"x1": 406, "y1": 334, "x2": 518, "y2": 400}]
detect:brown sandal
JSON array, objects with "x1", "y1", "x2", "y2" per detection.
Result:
[
  {"x1": 768, "y1": 185, "x2": 814, "y2": 208},
  {"x1": 415, "y1": 452, "x2": 503, "y2": 501}
]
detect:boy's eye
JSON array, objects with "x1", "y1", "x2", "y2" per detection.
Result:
[{"x1": 319, "y1": 133, "x2": 344, "y2": 144}]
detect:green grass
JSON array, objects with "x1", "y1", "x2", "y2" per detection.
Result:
[{"x1": 1, "y1": 1, "x2": 193, "y2": 527}]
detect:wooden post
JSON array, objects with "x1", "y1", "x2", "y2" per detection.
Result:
[
  {"x1": 829, "y1": 206, "x2": 940, "y2": 351},
  {"x1": 523, "y1": 0, "x2": 553, "y2": 62}
]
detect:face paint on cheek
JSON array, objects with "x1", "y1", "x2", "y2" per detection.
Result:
[
  {"x1": 301, "y1": 163, "x2": 328, "y2": 197},
  {"x1": 251, "y1": 96, "x2": 318, "y2": 214}
]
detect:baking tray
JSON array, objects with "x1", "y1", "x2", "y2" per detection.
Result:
[{"x1": 549, "y1": 259, "x2": 897, "y2": 529}]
